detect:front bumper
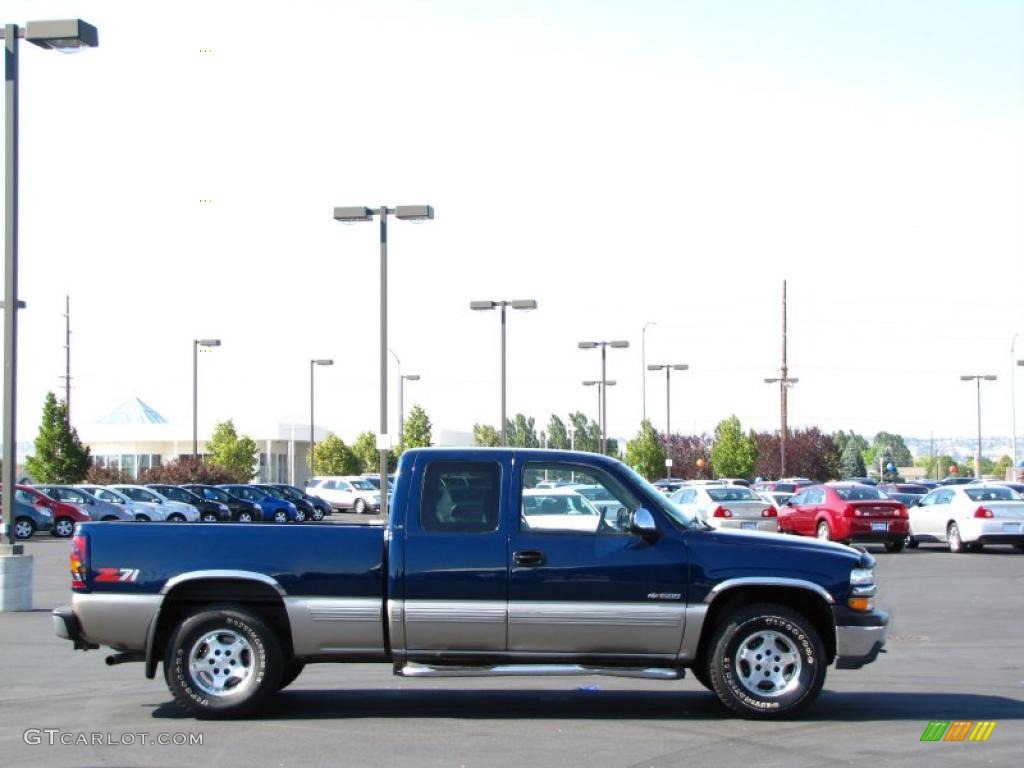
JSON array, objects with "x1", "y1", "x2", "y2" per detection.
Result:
[{"x1": 833, "y1": 606, "x2": 888, "y2": 669}]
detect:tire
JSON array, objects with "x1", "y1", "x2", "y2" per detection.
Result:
[
  {"x1": 294, "y1": 509, "x2": 307, "y2": 523},
  {"x1": 52, "y1": 517, "x2": 75, "y2": 538},
  {"x1": 164, "y1": 606, "x2": 282, "y2": 719},
  {"x1": 167, "y1": 513, "x2": 186, "y2": 523},
  {"x1": 815, "y1": 521, "x2": 831, "y2": 541},
  {"x1": 905, "y1": 535, "x2": 919, "y2": 549},
  {"x1": 278, "y1": 661, "x2": 306, "y2": 691},
  {"x1": 884, "y1": 539, "x2": 905, "y2": 553},
  {"x1": 135, "y1": 514, "x2": 151, "y2": 522},
  {"x1": 708, "y1": 603, "x2": 827, "y2": 719},
  {"x1": 272, "y1": 510, "x2": 289, "y2": 524},
  {"x1": 236, "y1": 511, "x2": 254, "y2": 523},
  {"x1": 353, "y1": 498, "x2": 367, "y2": 515},
  {"x1": 948, "y1": 522, "x2": 965, "y2": 553},
  {"x1": 14, "y1": 517, "x2": 35, "y2": 539},
  {"x1": 310, "y1": 508, "x2": 324, "y2": 522},
  {"x1": 201, "y1": 512, "x2": 219, "y2": 523},
  {"x1": 102, "y1": 516, "x2": 118, "y2": 522},
  {"x1": 1014, "y1": 544, "x2": 1024, "y2": 553}
]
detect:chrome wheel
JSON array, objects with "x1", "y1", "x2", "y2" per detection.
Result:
[
  {"x1": 273, "y1": 510, "x2": 288, "y2": 523},
  {"x1": 948, "y1": 522, "x2": 964, "y2": 553},
  {"x1": 354, "y1": 499, "x2": 366, "y2": 515},
  {"x1": 816, "y1": 521, "x2": 830, "y2": 541},
  {"x1": 294, "y1": 509, "x2": 306, "y2": 523},
  {"x1": 237, "y1": 511, "x2": 253, "y2": 523},
  {"x1": 310, "y1": 508, "x2": 324, "y2": 522},
  {"x1": 14, "y1": 518, "x2": 35, "y2": 539},
  {"x1": 187, "y1": 630, "x2": 256, "y2": 698},
  {"x1": 733, "y1": 629, "x2": 802, "y2": 698}
]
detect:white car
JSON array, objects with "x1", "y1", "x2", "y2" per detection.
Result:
[
  {"x1": 77, "y1": 485, "x2": 164, "y2": 522},
  {"x1": 109, "y1": 485, "x2": 200, "y2": 522},
  {"x1": 670, "y1": 483, "x2": 778, "y2": 532},
  {"x1": 521, "y1": 488, "x2": 603, "y2": 532},
  {"x1": 306, "y1": 476, "x2": 381, "y2": 514},
  {"x1": 909, "y1": 483, "x2": 1024, "y2": 553}
]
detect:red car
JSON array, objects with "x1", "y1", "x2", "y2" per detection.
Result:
[
  {"x1": 15, "y1": 484, "x2": 90, "y2": 538},
  {"x1": 778, "y1": 482, "x2": 909, "y2": 552}
]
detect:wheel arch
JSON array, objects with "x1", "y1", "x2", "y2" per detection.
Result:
[
  {"x1": 145, "y1": 573, "x2": 293, "y2": 679},
  {"x1": 695, "y1": 583, "x2": 837, "y2": 667}
]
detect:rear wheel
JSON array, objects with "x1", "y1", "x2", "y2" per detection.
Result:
[
  {"x1": 201, "y1": 512, "x2": 219, "y2": 522},
  {"x1": 294, "y1": 509, "x2": 307, "y2": 523},
  {"x1": 884, "y1": 539, "x2": 905, "y2": 553},
  {"x1": 236, "y1": 511, "x2": 254, "y2": 523},
  {"x1": 52, "y1": 517, "x2": 75, "y2": 538},
  {"x1": 135, "y1": 514, "x2": 151, "y2": 522},
  {"x1": 101, "y1": 515, "x2": 118, "y2": 522},
  {"x1": 273, "y1": 510, "x2": 289, "y2": 523},
  {"x1": 353, "y1": 499, "x2": 367, "y2": 515},
  {"x1": 948, "y1": 522, "x2": 965, "y2": 553},
  {"x1": 905, "y1": 535, "x2": 919, "y2": 549},
  {"x1": 310, "y1": 508, "x2": 324, "y2": 522},
  {"x1": 164, "y1": 606, "x2": 282, "y2": 719},
  {"x1": 708, "y1": 603, "x2": 826, "y2": 719},
  {"x1": 815, "y1": 521, "x2": 831, "y2": 541},
  {"x1": 167, "y1": 513, "x2": 186, "y2": 523},
  {"x1": 14, "y1": 517, "x2": 35, "y2": 539}
]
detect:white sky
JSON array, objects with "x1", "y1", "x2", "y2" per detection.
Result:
[{"x1": 2, "y1": 0, "x2": 1023, "y2": 450}]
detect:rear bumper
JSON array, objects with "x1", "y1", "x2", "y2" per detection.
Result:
[
  {"x1": 52, "y1": 605, "x2": 98, "y2": 650},
  {"x1": 833, "y1": 606, "x2": 888, "y2": 669}
]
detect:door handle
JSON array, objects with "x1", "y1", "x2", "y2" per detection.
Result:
[{"x1": 513, "y1": 550, "x2": 545, "y2": 567}]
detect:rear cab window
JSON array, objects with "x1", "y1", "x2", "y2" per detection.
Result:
[{"x1": 420, "y1": 461, "x2": 501, "y2": 533}]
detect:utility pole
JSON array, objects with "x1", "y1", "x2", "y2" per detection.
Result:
[
  {"x1": 764, "y1": 280, "x2": 798, "y2": 477},
  {"x1": 61, "y1": 294, "x2": 70, "y2": 420}
]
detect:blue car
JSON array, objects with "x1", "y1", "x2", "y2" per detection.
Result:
[{"x1": 217, "y1": 484, "x2": 299, "y2": 523}]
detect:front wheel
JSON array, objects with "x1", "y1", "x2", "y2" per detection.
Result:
[
  {"x1": 52, "y1": 517, "x2": 75, "y2": 538},
  {"x1": 201, "y1": 512, "x2": 219, "y2": 523},
  {"x1": 294, "y1": 509, "x2": 307, "y2": 523},
  {"x1": 14, "y1": 517, "x2": 35, "y2": 539},
  {"x1": 135, "y1": 514, "x2": 151, "y2": 522},
  {"x1": 272, "y1": 510, "x2": 289, "y2": 523},
  {"x1": 708, "y1": 603, "x2": 827, "y2": 719},
  {"x1": 236, "y1": 511, "x2": 254, "y2": 523},
  {"x1": 167, "y1": 513, "x2": 186, "y2": 523},
  {"x1": 310, "y1": 508, "x2": 324, "y2": 522},
  {"x1": 948, "y1": 522, "x2": 965, "y2": 553},
  {"x1": 164, "y1": 606, "x2": 282, "y2": 719},
  {"x1": 816, "y1": 521, "x2": 831, "y2": 541},
  {"x1": 353, "y1": 499, "x2": 367, "y2": 515}
]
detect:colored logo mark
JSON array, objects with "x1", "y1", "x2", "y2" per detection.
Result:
[{"x1": 920, "y1": 721, "x2": 996, "y2": 742}]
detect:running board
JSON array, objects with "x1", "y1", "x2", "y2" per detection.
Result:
[{"x1": 396, "y1": 662, "x2": 684, "y2": 680}]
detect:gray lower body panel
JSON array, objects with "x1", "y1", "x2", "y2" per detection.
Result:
[{"x1": 71, "y1": 593, "x2": 162, "y2": 651}]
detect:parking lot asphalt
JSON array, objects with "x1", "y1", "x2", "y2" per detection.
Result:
[{"x1": 1, "y1": 524, "x2": 1021, "y2": 768}]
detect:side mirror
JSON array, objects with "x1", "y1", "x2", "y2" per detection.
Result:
[{"x1": 629, "y1": 508, "x2": 660, "y2": 542}]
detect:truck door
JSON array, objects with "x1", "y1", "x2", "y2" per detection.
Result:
[
  {"x1": 401, "y1": 457, "x2": 509, "y2": 653},
  {"x1": 507, "y1": 458, "x2": 687, "y2": 658}
]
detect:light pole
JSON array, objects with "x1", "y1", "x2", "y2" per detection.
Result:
[
  {"x1": 2, "y1": 19, "x2": 97, "y2": 561},
  {"x1": 1017, "y1": 359, "x2": 1024, "y2": 480},
  {"x1": 764, "y1": 376, "x2": 798, "y2": 477},
  {"x1": 309, "y1": 359, "x2": 333, "y2": 479},
  {"x1": 583, "y1": 380, "x2": 616, "y2": 449},
  {"x1": 646, "y1": 364, "x2": 689, "y2": 439},
  {"x1": 641, "y1": 321, "x2": 656, "y2": 423},
  {"x1": 1012, "y1": 334, "x2": 1020, "y2": 475},
  {"x1": 470, "y1": 299, "x2": 537, "y2": 444},
  {"x1": 579, "y1": 340, "x2": 629, "y2": 454},
  {"x1": 334, "y1": 204, "x2": 433, "y2": 522},
  {"x1": 961, "y1": 374, "x2": 997, "y2": 479},
  {"x1": 192, "y1": 339, "x2": 221, "y2": 463},
  {"x1": 399, "y1": 373, "x2": 420, "y2": 443}
]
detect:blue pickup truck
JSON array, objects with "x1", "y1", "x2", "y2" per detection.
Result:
[{"x1": 53, "y1": 448, "x2": 887, "y2": 719}]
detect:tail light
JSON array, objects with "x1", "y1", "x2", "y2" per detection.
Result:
[
  {"x1": 70, "y1": 533, "x2": 89, "y2": 590},
  {"x1": 711, "y1": 506, "x2": 732, "y2": 518},
  {"x1": 896, "y1": 504, "x2": 908, "y2": 518},
  {"x1": 761, "y1": 507, "x2": 777, "y2": 518},
  {"x1": 843, "y1": 504, "x2": 857, "y2": 517},
  {"x1": 974, "y1": 507, "x2": 994, "y2": 519}
]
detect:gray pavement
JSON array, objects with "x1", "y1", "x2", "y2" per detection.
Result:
[{"x1": 1, "y1": 529, "x2": 1022, "y2": 767}]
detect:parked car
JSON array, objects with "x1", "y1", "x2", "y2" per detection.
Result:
[
  {"x1": 521, "y1": 487, "x2": 604, "y2": 532},
  {"x1": 360, "y1": 474, "x2": 395, "y2": 494},
  {"x1": 938, "y1": 476, "x2": 974, "y2": 486},
  {"x1": 756, "y1": 490, "x2": 793, "y2": 516},
  {"x1": 265, "y1": 484, "x2": 327, "y2": 521},
  {"x1": 306, "y1": 476, "x2": 381, "y2": 514},
  {"x1": 2, "y1": 490, "x2": 54, "y2": 538},
  {"x1": 77, "y1": 485, "x2": 166, "y2": 522},
  {"x1": 878, "y1": 483, "x2": 930, "y2": 496},
  {"x1": 751, "y1": 481, "x2": 797, "y2": 494},
  {"x1": 567, "y1": 483, "x2": 627, "y2": 520},
  {"x1": 109, "y1": 485, "x2": 200, "y2": 522},
  {"x1": 7, "y1": 484, "x2": 88, "y2": 537},
  {"x1": 34, "y1": 484, "x2": 135, "y2": 522},
  {"x1": 908, "y1": 484, "x2": 1024, "y2": 553},
  {"x1": 670, "y1": 484, "x2": 778, "y2": 532},
  {"x1": 652, "y1": 479, "x2": 686, "y2": 495},
  {"x1": 218, "y1": 484, "x2": 300, "y2": 523},
  {"x1": 779, "y1": 483, "x2": 909, "y2": 552},
  {"x1": 716, "y1": 478, "x2": 752, "y2": 487},
  {"x1": 256, "y1": 484, "x2": 313, "y2": 522},
  {"x1": 182, "y1": 484, "x2": 264, "y2": 522},
  {"x1": 147, "y1": 484, "x2": 232, "y2": 522}
]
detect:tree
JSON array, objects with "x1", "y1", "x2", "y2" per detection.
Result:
[
  {"x1": 139, "y1": 456, "x2": 236, "y2": 485},
  {"x1": 505, "y1": 413, "x2": 540, "y2": 448},
  {"x1": 25, "y1": 392, "x2": 91, "y2": 483},
  {"x1": 839, "y1": 439, "x2": 867, "y2": 478},
  {"x1": 568, "y1": 412, "x2": 598, "y2": 453},
  {"x1": 664, "y1": 432, "x2": 711, "y2": 479},
  {"x1": 351, "y1": 431, "x2": 379, "y2": 473},
  {"x1": 312, "y1": 433, "x2": 361, "y2": 475},
  {"x1": 207, "y1": 420, "x2": 259, "y2": 482},
  {"x1": 626, "y1": 420, "x2": 666, "y2": 480},
  {"x1": 866, "y1": 432, "x2": 913, "y2": 469},
  {"x1": 753, "y1": 428, "x2": 839, "y2": 481},
  {"x1": 473, "y1": 423, "x2": 501, "y2": 447},
  {"x1": 710, "y1": 416, "x2": 758, "y2": 479},
  {"x1": 546, "y1": 415, "x2": 569, "y2": 450},
  {"x1": 402, "y1": 405, "x2": 433, "y2": 450}
]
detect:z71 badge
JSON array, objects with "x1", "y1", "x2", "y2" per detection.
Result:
[{"x1": 95, "y1": 568, "x2": 140, "y2": 583}]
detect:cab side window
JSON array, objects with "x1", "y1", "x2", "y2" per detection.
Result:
[
  {"x1": 520, "y1": 463, "x2": 635, "y2": 534},
  {"x1": 421, "y1": 462, "x2": 501, "y2": 533}
]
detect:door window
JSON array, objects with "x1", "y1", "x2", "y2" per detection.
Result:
[
  {"x1": 520, "y1": 463, "x2": 635, "y2": 534},
  {"x1": 420, "y1": 461, "x2": 501, "y2": 533}
]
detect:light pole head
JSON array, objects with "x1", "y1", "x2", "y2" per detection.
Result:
[
  {"x1": 605, "y1": 380, "x2": 618, "y2": 387},
  {"x1": 764, "y1": 377, "x2": 780, "y2": 384},
  {"x1": 583, "y1": 380, "x2": 599, "y2": 386},
  {"x1": 609, "y1": 340, "x2": 630, "y2": 349},
  {"x1": 196, "y1": 339, "x2": 221, "y2": 348},
  {"x1": 394, "y1": 205, "x2": 434, "y2": 221},
  {"x1": 470, "y1": 301, "x2": 497, "y2": 311},
  {"x1": 510, "y1": 300, "x2": 538, "y2": 310},
  {"x1": 404, "y1": 374, "x2": 421, "y2": 381},
  {"x1": 578, "y1": 342, "x2": 598, "y2": 350},
  {"x1": 26, "y1": 19, "x2": 98, "y2": 51},
  {"x1": 983, "y1": 375, "x2": 998, "y2": 381},
  {"x1": 672, "y1": 364, "x2": 689, "y2": 371},
  {"x1": 647, "y1": 364, "x2": 665, "y2": 371},
  {"x1": 333, "y1": 206, "x2": 374, "y2": 223},
  {"x1": 312, "y1": 359, "x2": 334, "y2": 366}
]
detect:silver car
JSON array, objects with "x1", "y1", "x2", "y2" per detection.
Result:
[
  {"x1": 35, "y1": 485, "x2": 134, "y2": 522},
  {"x1": 109, "y1": 485, "x2": 200, "y2": 522},
  {"x1": 670, "y1": 483, "x2": 779, "y2": 532},
  {"x1": 77, "y1": 485, "x2": 164, "y2": 522}
]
